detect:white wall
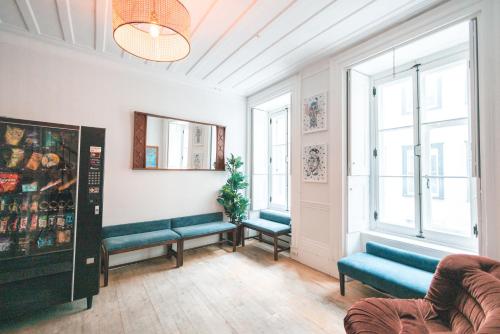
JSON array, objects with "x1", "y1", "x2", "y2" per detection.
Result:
[
  {"x1": 249, "y1": 0, "x2": 500, "y2": 278},
  {"x1": 0, "y1": 32, "x2": 246, "y2": 265}
]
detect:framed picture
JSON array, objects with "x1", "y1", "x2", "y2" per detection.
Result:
[
  {"x1": 192, "y1": 126, "x2": 204, "y2": 146},
  {"x1": 192, "y1": 152, "x2": 203, "y2": 169},
  {"x1": 303, "y1": 144, "x2": 327, "y2": 183},
  {"x1": 303, "y1": 92, "x2": 327, "y2": 133},
  {"x1": 145, "y1": 146, "x2": 158, "y2": 168}
]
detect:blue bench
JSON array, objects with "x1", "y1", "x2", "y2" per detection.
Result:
[
  {"x1": 337, "y1": 242, "x2": 439, "y2": 299},
  {"x1": 101, "y1": 212, "x2": 237, "y2": 286},
  {"x1": 241, "y1": 210, "x2": 291, "y2": 261},
  {"x1": 171, "y1": 212, "x2": 237, "y2": 266}
]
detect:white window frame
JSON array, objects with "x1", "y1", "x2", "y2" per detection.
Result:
[
  {"x1": 368, "y1": 23, "x2": 479, "y2": 250},
  {"x1": 268, "y1": 107, "x2": 290, "y2": 211}
]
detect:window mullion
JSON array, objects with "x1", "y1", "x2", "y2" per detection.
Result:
[{"x1": 413, "y1": 65, "x2": 424, "y2": 238}]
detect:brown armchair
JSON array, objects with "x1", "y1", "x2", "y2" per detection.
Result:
[{"x1": 344, "y1": 254, "x2": 500, "y2": 333}]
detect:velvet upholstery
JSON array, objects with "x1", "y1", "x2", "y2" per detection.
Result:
[
  {"x1": 344, "y1": 254, "x2": 500, "y2": 334},
  {"x1": 243, "y1": 218, "x2": 291, "y2": 235},
  {"x1": 171, "y1": 212, "x2": 224, "y2": 228},
  {"x1": 172, "y1": 222, "x2": 235, "y2": 238},
  {"x1": 102, "y1": 219, "x2": 172, "y2": 239},
  {"x1": 259, "y1": 210, "x2": 291, "y2": 225},
  {"x1": 338, "y1": 252, "x2": 434, "y2": 298},
  {"x1": 103, "y1": 229, "x2": 180, "y2": 252},
  {"x1": 338, "y1": 242, "x2": 439, "y2": 298}
]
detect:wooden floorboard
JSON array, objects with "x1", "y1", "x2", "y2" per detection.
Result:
[{"x1": 0, "y1": 241, "x2": 384, "y2": 334}]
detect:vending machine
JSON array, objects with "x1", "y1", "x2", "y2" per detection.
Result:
[{"x1": 0, "y1": 116, "x2": 105, "y2": 320}]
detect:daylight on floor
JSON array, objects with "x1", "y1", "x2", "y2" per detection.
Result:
[{"x1": 0, "y1": 0, "x2": 499, "y2": 333}]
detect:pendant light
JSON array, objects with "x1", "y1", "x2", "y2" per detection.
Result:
[{"x1": 112, "y1": 0, "x2": 191, "y2": 62}]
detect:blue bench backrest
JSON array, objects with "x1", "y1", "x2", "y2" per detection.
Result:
[
  {"x1": 102, "y1": 219, "x2": 172, "y2": 239},
  {"x1": 259, "y1": 210, "x2": 291, "y2": 225},
  {"x1": 171, "y1": 212, "x2": 223, "y2": 228},
  {"x1": 366, "y1": 242, "x2": 439, "y2": 273}
]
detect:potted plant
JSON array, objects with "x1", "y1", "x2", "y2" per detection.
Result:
[{"x1": 217, "y1": 154, "x2": 249, "y2": 244}]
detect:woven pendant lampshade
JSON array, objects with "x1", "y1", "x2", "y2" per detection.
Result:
[{"x1": 112, "y1": 0, "x2": 190, "y2": 62}]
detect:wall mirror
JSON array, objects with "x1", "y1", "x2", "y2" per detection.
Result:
[{"x1": 132, "y1": 112, "x2": 225, "y2": 170}]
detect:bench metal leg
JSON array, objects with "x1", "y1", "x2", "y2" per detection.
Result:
[
  {"x1": 166, "y1": 244, "x2": 173, "y2": 259},
  {"x1": 340, "y1": 273, "x2": 345, "y2": 296},
  {"x1": 241, "y1": 226, "x2": 245, "y2": 247},
  {"x1": 259, "y1": 232, "x2": 263, "y2": 242},
  {"x1": 273, "y1": 236, "x2": 278, "y2": 261},
  {"x1": 176, "y1": 240, "x2": 184, "y2": 267},
  {"x1": 232, "y1": 229, "x2": 237, "y2": 252}
]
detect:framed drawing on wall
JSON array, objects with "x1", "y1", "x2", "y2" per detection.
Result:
[
  {"x1": 303, "y1": 144, "x2": 327, "y2": 183},
  {"x1": 145, "y1": 146, "x2": 158, "y2": 168},
  {"x1": 192, "y1": 152, "x2": 203, "y2": 169},
  {"x1": 193, "y1": 125, "x2": 204, "y2": 146},
  {"x1": 303, "y1": 92, "x2": 327, "y2": 133}
]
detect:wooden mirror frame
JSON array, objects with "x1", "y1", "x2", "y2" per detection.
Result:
[{"x1": 132, "y1": 111, "x2": 226, "y2": 171}]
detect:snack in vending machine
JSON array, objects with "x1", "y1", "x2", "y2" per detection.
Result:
[
  {"x1": 8, "y1": 217, "x2": 18, "y2": 232},
  {"x1": 20, "y1": 197, "x2": 29, "y2": 212},
  {"x1": 56, "y1": 229, "x2": 71, "y2": 244},
  {"x1": 22, "y1": 181, "x2": 38, "y2": 192},
  {"x1": 0, "y1": 216, "x2": 8, "y2": 233},
  {"x1": 64, "y1": 212, "x2": 74, "y2": 225},
  {"x1": 38, "y1": 215, "x2": 48, "y2": 228},
  {"x1": 6, "y1": 148, "x2": 25, "y2": 168},
  {"x1": 41, "y1": 153, "x2": 60, "y2": 168},
  {"x1": 0, "y1": 173, "x2": 20, "y2": 193},
  {"x1": 25, "y1": 152, "x2": 42, "y2": 170},
  {"x1": 0, "y1": 237, "x2": 11, "y2": 252},
  {"x1": 5, "y1": 126, "x2": 25, "y2": 146},
  {"x1": 19, "y1": 215, "x2": 28, "y2": 231},
  {"x1": 48, "y1": 215, "x2": 56, "y2": 227},
  {"x1": 24, "y1": 129, "x2": 40, "y2": 147},
  {"x1": 56, "y1": 214, "x2": 65, "y2": 227},
  {"x1": 30, "y1": 214, "x2": 38, "y2": 231},
  {"x1": 18, "y1": 236, "x2": 30, "y2": 253},
  {"x1": 30, "y1": 197, "x2": 39, "y2": 212}
]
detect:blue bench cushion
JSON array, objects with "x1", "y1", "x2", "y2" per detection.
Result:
[
  {"x1": 338, "y1": 252, "x2": 434, "y2": 298},
  {"x1": 103, "y1": 229, "x2": 180, "y2": 252},
  {"x1": 172, "y1": 222, "x2": 235, "y2": 238},
  {"x1": 366, "y1": 242, "x2": 439, "y2": 273},
  {"x1": 171, "y1": 212, "x2": 224, "y2": 228},
  {"x1": 243, "y1": 218, "x2": 291, "y2": 235},
  {"x1": 259, "y1": 210, "x2": 291, "y2": 225},
  {"x1": 102, "y1": 219, "x2": 172, "y2": 239}
]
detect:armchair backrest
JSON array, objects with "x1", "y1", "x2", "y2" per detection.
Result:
[{"x1": 425, "y1": 254, "x2": 500, "y2": 334}]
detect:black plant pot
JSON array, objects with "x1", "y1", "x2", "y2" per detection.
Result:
[{"x1": 227, "y1": 223, "x2": 243, "y2": 246}]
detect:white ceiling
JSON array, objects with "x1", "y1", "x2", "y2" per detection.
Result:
[{"x1": 0, "y1": 0, "x2": 445, "y2": 96}]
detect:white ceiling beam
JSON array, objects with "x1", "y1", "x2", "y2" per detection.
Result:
[
  {"x1": 15, "y1": 0, "x2": 40, "y2": 34},
  {"x1": 166, "y1": 0, "x2": 218, "y2": 72},
  {"x1": 185, "y1": 0, "x2": 258, "y2": 76},
  {"x1": 95, "y1": 0, "x2": 108, "y2": 52},
  {"x1": 201, "y1": 0, "x2": 297, "y2": 80},
  {"x1": 55, "y1": 0, "x2": 75, "y2": 44}
]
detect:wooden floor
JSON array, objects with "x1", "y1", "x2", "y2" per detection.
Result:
[{"x1": 1, "y1": 241, "x2": 383, "y2": 334}]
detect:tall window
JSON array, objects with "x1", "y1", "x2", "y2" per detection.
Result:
[
  {"x1": 348, "y1": 20, "x2": 479, "y2": 250},
  {"x1": 373, "y1": 56, "x2": 475, "y2": 247},
  {"x1": 269, "y1": 110, "x2": 289, "y2": 210},
  {"x1": 251, "y1": 94, "x2": 291, "y2": 212}
]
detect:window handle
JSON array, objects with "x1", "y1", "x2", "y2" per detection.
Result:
[{"x1": 425, "y1": 176, "x2": 430, "y2": 189}]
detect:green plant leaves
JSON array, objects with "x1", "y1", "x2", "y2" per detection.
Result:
[{"x1": 217, "y1": 154, "x2": 250, "y2": 224}]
